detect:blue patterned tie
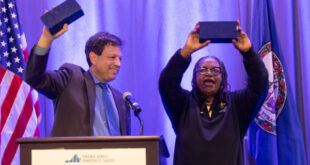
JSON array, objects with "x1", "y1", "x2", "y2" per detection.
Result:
[{"x1": 99, "y1": 83, "x2": 121, "y2": 136}]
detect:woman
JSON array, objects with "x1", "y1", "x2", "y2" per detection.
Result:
[{"x1": 158, "y1": 21, "x2": 269, "y2": 165}]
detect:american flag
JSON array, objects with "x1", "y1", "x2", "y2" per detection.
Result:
[{"x1": 0, "y1": 0, "x2": 41, "y2": 165}]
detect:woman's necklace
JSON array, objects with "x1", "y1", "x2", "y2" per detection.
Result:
[
  {"x1": 205, "y1": 101, "x2": 212, "y2": 117},
  {"x1": 200, "y1": 101, "x2": 212, "y2": 118}
]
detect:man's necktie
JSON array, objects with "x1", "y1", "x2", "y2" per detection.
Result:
[{"x1": 99, "y1": 83, "x2": 121, "y2": 136}]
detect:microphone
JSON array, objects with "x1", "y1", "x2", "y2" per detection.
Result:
[
  {"x1": 123, "y1": 92, "x2": 142, "y2": 115},
  {"x1": 123, "y1": 92, "x2": 144, "y2": 135}
]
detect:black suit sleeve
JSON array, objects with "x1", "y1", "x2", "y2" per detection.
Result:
[{"x1": 25, "y1": 46, "x2": 77, "y2": 99}]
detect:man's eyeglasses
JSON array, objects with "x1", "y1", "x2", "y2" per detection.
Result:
[{"x1": 196, "y1": 67, "x2": 222, "y2": 75}]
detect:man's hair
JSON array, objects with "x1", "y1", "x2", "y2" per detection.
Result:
[
  {"x1": 191, "y1": 56, "x2": 230, "y2": 110},
  {"x1": 85, "y1": 32, "x2": 122, "y2": 66}
]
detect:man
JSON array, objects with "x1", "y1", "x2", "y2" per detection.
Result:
[
  {"x1": 158, "y1": 21, "x2": 268, "y2": 165},
  {"x1": 25, "y1": 24, "x2": 131, "y2": 137}
]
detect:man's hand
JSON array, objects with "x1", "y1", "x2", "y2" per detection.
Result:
[
  {"x1": 180, "y1": 23, "x2": 210, "y2": 58},
  {"x1": 38, "y1": 24, "x2": 68, "y2": 48},
  {"x1": 232, "y1": 20, "x2": 252, "y2": 53}
]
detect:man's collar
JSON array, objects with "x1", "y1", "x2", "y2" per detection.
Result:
[{"x1": 89, "y1": 70, "x2": 102, "y2": 84}]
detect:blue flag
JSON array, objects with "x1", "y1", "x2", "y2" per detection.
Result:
[{"x1": 247, "y1": 0, "x2": 307, "y2": 164}]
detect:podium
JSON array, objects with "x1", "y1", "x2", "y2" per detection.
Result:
[{"x1": 17, "y1": 136, "x2": 169, "y2": 165}]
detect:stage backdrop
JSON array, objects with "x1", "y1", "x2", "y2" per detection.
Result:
[{"x1": 15, "y1": 0, "x2": 310, "y2": 164}]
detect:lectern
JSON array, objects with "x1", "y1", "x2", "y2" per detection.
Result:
[{"x1": 17, "y1": 136, "x2": 169, "y2": 165}]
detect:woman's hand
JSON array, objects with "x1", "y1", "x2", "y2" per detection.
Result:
[
  {"x1": 181, "y1": 23, "x2": 210, "y2": 58},
  {"x1": 232, "y1": 20, "x2": 252, "y2": 53}
]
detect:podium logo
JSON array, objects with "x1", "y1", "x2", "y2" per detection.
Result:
[{"x1": 65, "y1": 154, "x2": 81, "y2": 163}]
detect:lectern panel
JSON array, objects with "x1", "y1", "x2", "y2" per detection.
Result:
[{"x1": 17, "y1": 136, "x2": 169, "y2": 165}]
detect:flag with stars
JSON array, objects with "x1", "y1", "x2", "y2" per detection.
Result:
[{"x1": 0, "y1": 0, "x2": 41, "y2": 165}]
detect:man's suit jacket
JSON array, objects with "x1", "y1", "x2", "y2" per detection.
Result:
[{"x1": 25, "y1": 48, "x2": 131, "y2": 137}]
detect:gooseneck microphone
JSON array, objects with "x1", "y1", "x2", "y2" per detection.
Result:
[
  {"x1": 123, "y1": 92, "x2": 144, "y2": 135},
  {"x1": 122, "y1": 92, "x2": 142, "y2": 115}
]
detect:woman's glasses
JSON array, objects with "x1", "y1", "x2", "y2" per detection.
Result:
[{"x1": 196, "y1": 67, "x2": 222, "y2": 75}]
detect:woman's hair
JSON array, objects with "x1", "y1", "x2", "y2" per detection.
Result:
[{"x1": 191, "y1": 56, "x2": 230, "y2": 110}]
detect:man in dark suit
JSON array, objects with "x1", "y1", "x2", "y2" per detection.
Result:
[{"x1": 25, "y1": 24, "x2": 131, "y2": 137}]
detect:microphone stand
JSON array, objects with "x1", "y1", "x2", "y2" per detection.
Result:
[{"x1": 133, "y1": 108, "x2": 143, "y2": 135}]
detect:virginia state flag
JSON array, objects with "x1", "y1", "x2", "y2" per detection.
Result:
[{"x1": 247, "y1": 0, "x2": 307, "y2": 164}]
